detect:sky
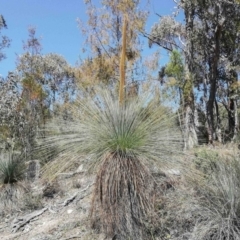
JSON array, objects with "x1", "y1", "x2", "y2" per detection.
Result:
[{"x1": 0, "y1": 0, "x2": 180, "y2": 78}]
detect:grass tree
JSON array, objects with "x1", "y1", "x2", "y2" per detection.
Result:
[
  {"x1": 38, "y1": 87, "x2": 183, "y2": 239},
  {"x1": 0, "y1": 151, "x2": 25, "y2": 185},
  {"x1": 37, "y1": 1, "x2": 183, "y2": 239},
  {"x1": 37, "y1": 1, "x2": 182, "y2": 239},
  {"x1": 0, "y1": 148, "x2": 26, "y2": 212}
]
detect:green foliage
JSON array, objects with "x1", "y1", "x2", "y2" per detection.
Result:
[
  {"x1": 193, "y1": 148, "x2": 218, "y2": 176},
  {"x1": 0, "y1": 151, "x2": 26, "y2": 184},
  {"x1": 163, "y1": 50, "x2": 193, "y2": 108},
  {"x1": 0, "y1": 15, "x2": 11, "y2": 62},
  {"x1": 165, "y1": 50, "x2": 184, "y2": 81},
  {"x1": 39, "y1": 88, "x2": 183, "y2": 174}
]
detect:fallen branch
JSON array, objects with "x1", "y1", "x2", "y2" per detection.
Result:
[
  {"x1": 48, "y1": 206, "x2": 57, "y2": 214},
  {"x1": 11, "y1": 207, "x2": 47, "y2": 233},
  {"x1": 62, "y1": 235, "x2": 80, "y2": 240},
  {"x1": 10, "y1": 184, "x2": 93, "y2": 233},
  {"x1": 60, "y1": 184, "x2": 93, "y2": 207},
  {"x1": 61, "y1": 193, "x2": 78, "y2": 207}
]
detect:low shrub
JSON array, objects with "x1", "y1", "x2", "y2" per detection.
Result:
[
  {"x1": 0, "y1": 151, "x2": 26, "y2": 184},
  {"x1": 21, "y1": 192, "x2": 43, "y2": 211},
  {"x1": 193, "y1": 148, "x2": 219, "y2": 176},
  {"x1": 151, "y1": 148, "x2": 240, "y2": 240},
  {"x1": 190, "y1": 156, "x2": 240, "y2": 240},
  {"x1": 0, "y1": 151, "x2": 28, "y2": 215}
]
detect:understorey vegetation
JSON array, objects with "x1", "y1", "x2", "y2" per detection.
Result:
[{"x1": 1, "y1": 1, "x2": 240, "y2": 239}]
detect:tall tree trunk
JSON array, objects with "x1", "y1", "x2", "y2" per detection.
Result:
[
  {"x1": 183, "y1": 71, "x2": 198, "y2": 150},
  {"x1": 206, "y1": 82, "x2": 216, "y2": 144},
  {"x1": 229, "y1": 70, "x2": 239, "y2": 141},
  {"x1": 206, "y1": 24, "x2": 221, "y2": 144},
  {"x1": 183, "y1": 4, "x2": 198, "y2": 149},
  {"x1": 215, "y1": 99, "x2": 222, "y2": 143},
  {"x1": 233, "y1": 99, "x2": 239, "y2": 141}
]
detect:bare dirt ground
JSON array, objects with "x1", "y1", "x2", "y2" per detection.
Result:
[{"x1": 0, "y1": 171, "x2": 108, "y2": 240}]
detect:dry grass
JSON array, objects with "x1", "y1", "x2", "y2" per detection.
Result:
[
  {"x1": 0, "y1": 181, "x2": 29, "y2": 216},
  {"x1": 189, "y1": 154, "x2": 240, "y2": 240},
  {"x1": 149, "y1": 147, "x2": 240, "y2": 240}
]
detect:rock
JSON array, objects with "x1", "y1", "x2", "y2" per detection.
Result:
[
  {"x1": 166, "y1": 169, "x2": 181, "y2": 176},
  {"x1": 23, "y1": 224, "x2": 31, "y2": 233},
  {"x1": 67, "y1": 209, "x2": 73, "y2": 214},
  {"x1": 76, "y1": 164, "x2": 84, "y2": 173}
]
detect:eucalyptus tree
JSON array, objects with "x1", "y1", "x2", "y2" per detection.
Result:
[
  {"x1": 0, "y1": 15, "x2": 10, "y2": 62},
  {"x1": 179, "y1": 0, "x2": 240, "y2": 143},
  {"x1": 0, "y1": 72, "x2": 28, "y2": 151},
  {"x1": 164, "y1": 50, "x2": 184, "y2": 103},
  {"x1": 149, "y1": 16, "x2": 198, "y2": 149},
  {"x1": 16, "y1": 27, "x2": 76, "y2": 156},
  {"x1": 16, "y1": 27, "x2": 46, "y2": 156},
  {"x1": 149, "y1": 0, "x2": 240, "y2": 144},
  {"x1": 41, "y1": 53, "x2": 76, "y2": 109}
]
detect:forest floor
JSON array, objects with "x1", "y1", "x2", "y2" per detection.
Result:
[
  {"x1": 0, "y1": 166, "x2": 108, "y2": 240},
  {"x1": 0, "y1": 144, "x2": 236, "y2": 240}
]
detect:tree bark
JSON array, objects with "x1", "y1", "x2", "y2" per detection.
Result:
[
  {"x1": 183, "y1": 4, "x2": 198, "y2": 149},
  {"x1": 215, "y1": 99, "x2": 222, "y2": 142},
  {"x1": 206, "y1": 23, "x2": 221, "y2": 144},
  {"x1": 228, "y1": 71, "x2": 239, "y2": 141}
]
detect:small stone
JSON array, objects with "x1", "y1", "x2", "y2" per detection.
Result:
[
  {"x1": 67, "y1": 209, "x2": 73, "y2": 214},
  {"x1": 23, "y1": 224, "x2": 31, "y2": 233},
  {"x1": 166, "y1": 169, "x2": 181, "y2": 176},
  {"x1": 76, "y1": 164, "x2": 84, "y2": 173}
]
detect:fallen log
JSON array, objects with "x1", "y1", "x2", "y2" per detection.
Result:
[
  {"x1": 60, "y1": 184, "x2": 93, "y2": 207},
  {"x1": 11, "y1": 207, "x2": 47, "y2": 233}
]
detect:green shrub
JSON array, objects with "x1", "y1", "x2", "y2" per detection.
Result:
[{"x1": 0, "y1": 151, "x2": 26, "y2": 184}]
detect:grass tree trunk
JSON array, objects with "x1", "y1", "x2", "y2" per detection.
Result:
[{"x1": 119, "y1": 15, "x2": 127, "y2": 104}]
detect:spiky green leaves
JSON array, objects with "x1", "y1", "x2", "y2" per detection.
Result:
[
  {"x1": 39, "y1": 88, "x2": 183, "y2": 176},
  {"x1": 37, "y1": 88, "x2": 184, "y2": 239},
  {"x1": 0, "y1": 152, "x2": 25, "y2": 184}
]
